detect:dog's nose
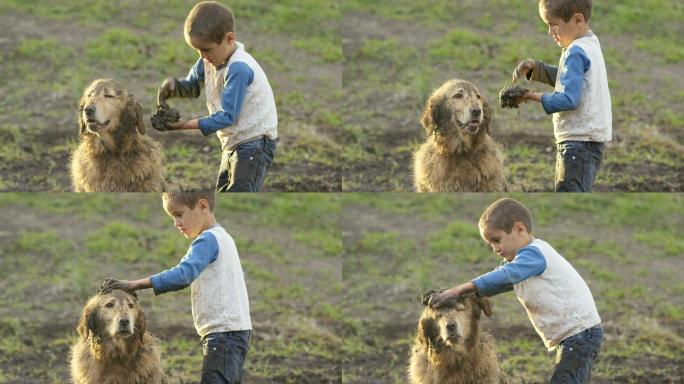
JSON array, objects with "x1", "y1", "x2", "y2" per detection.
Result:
[
  {"x1": 119, "y1": 319, "x2": 130, "y2": 327},
  {"x1": 446, "y1": 322, "x2": 457, "y2": 331},
  {"x1": 470, "y1": 108, "x2": 481, "y2": 118},
  {"x1": 84, "y1": 104, "x2": 96, "y2": 116}
]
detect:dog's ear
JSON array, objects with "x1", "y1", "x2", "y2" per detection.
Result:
[
  {"x1": 418, "y1": 315, "x2": 442, "y2": 354},
  {"x1": 77, "y1": 302, "x2": 101, "y2": 342},
  {"x1": 122, "y1": 95, "x2": 146, "y2": 135},
  {"x1": 473, "y1": 296, "x2": 493, "y2": 317},
  {"x1": 78, "y1": 96, "x2": 87, "y2": 136},
  {"x1": 421, "y1": 94, "x2": 450, "y2": 136},
  {"x1": 136, "y1": 306, "x2": 147, "y2": 344},
  {"x1": 482, "y1": 96, "x2": 492, "y2": 136}
]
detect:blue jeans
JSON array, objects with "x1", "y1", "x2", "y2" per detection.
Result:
[
  {"x1": 200, "y1": 330, "x2": 251, "y2": 384},
  {"x1": 550, "y1": 325, "x2": 603, "y2": 384},
  {"x1": 216, "y1": 137, "x2": 276, "y2": 192},
  {"x1": 555, "y1": 141, "x2": 604, "y2": 192}
]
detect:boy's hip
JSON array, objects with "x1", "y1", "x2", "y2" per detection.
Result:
[
  {"x1": 201, "y1": 330, "x2": 252, "y2": 346},
  {"x1": 556, "y1": 140, "x2": 605, "y2": 158},
  {"x1": 219, "y1": 126, "x2": 277, "y2": 152}
]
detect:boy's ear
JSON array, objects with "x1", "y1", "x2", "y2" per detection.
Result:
[{"x1": 225, "y1": 31, "x2": 235, "y2": 43}]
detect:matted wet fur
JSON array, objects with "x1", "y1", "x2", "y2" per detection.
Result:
[
  {"x1": 70, "y1": 290, "x2": 167, "y2": 384},
  {"x1": 414, "y1": 79, "x2": 508, "y2": 192},
  {"x1": 408, "y1": 294, "x2": 508, "y2": 384},
  {"x1": 70, "y1": 79, "x2": 165, "y2": 192}
]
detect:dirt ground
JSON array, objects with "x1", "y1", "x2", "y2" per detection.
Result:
[
  {"x1": 0, "y1": 194, "x2": 342, "y2": 383},
  {"x1": 342, "y1": 194, "x2": 684, "y2": 383},
  {"x1": 341, "y1": 3, "x2": 684, "y2": 191},
  {"x1": 0, "y1": 3, "x2": 341, "y2": 192}
]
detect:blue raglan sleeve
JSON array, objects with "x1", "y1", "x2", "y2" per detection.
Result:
[
  {"x1": 149, "y1": 231, "x2": 219, "y2": 295},
  {"x1": 541, "y1": 46, "x2": 591, "y2": 114},
  {"x1": 198, "y1": 61, "x2": 254, "y2": 136},
  {"x1": 174, "y1": 58, "x2": 204, "y2": 98},
  {"x1": 471, "y1": 246, "x2": 547, "y2": 297}
]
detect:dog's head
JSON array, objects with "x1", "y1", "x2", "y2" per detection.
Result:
[
  {"x1": 421, "y1": 79, "x2": 492, "y2": 149},
  {"x1": 78, "y1": 79, "x2": 145, "y2": 152},
  {"x1": 77, "y1": 289, "x2": 146, "y2": 344},
  {"x1": 417, "y1": 293, "x2": 492, "y2": 355}
]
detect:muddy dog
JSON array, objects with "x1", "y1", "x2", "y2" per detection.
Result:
[
  {"x1": 408, "y1": 291, "x2": 508, "y2": 384},
  {"x1": 70, "y1": 79, "x2": 165, "y2": 192},
  {"x1": 70, "y1": 289, "x2": 167, "y2": 384},
  {"x1": 414, "y1": 79, "x2": 508, "y2": 192}
]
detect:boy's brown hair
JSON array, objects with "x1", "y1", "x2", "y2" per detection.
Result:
[
  {"x1": 184, "y1": 1, "x2": 235, "y2": 45},
  {"x1": 539, "y1": 0, "x2": 592, "y2": 22},
  {"x1": 478, "y1": 198, "x2": 533, "y2": 234},
  {"x1": 162, "y1": 190, "x2": 216, "y2": 212}
]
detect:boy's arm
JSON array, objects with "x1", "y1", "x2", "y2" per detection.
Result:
[
  {"x1": 529, "y1": 60, "x2": 558, "y2": 87},
  {"x1": 157, "y1": 58, "x2": 204, "y2": 106},
  {"x1": 196, "y1": 61, "x2": 254, "y2": 136},
  {"x1": 471, "y1": 246, "x2": 547, "y2": 297},
  {"x1": 148, "y1": 232, "x2": 219, "y2": 295},
  {"x1": 536, "y1": 47, "x2": 590, "y2": 114}
]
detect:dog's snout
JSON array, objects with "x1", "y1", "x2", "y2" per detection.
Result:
[
  {"x1": 84, "y1": 104, "x2": 96, "y2": 116},
  {"x1": 470, "y1": 108, "x2": 481, "y2": 118},
  {"x1": 119, "y1": 318, "x2": 130, "y2": 328},
  {"x1": 446, "y1": 322, "x2": 457, "y2": 331}
]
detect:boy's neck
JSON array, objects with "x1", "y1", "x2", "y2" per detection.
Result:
[
  {"x1": 198, "y1": 214, "x2": 218, "y2": 235},
  {"x1": 217, "y1": 44, "x2": 238, "y2": 68}
]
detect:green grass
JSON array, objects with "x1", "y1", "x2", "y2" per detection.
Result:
[
  {"x1": 342, "y1": 193, "x2": 684, "y2": 383},
  {"x1": 342, "y1": 0, "x2": 684, "y2": 191},
  {"x1": 0, "y1": 0, "x2": 340, "y2": 191},
  {"x1": 0, "y1": 193, "x2": 341, "y2": 383}
]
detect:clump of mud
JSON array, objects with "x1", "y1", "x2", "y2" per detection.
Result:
[
  {"x1": 151, "y1": 103, "x2": 180, "y2": 131},
  {"x1": 499, "y1": 84, "x2": 529, "y2": 109}
]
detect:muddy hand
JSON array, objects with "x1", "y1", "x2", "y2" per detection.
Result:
[
  {"x1": 157, "y1": 77, "x2": 176, "y2": 107},
  {"x1": 428, "y1": 288, "x2": 459, "y2": 309},
  {"x1": 420, "y1": 288, "x2": 445, "y2": 306},
  {"x1": 512, "y1": 59, "x2": 536, "y2": 83},
  {"x1": 99, "y1": 278, "x2": 131, "y2": 294}
]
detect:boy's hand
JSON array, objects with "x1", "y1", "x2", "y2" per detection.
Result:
[
  {"x1": 157, "y1": 77, "x2": 176, "y2": 106},
  {"x1": 166, "y1": 119, "x2": 200, "y2": 131},
  {"x1": 99, "y1": 278, "x2": 133, "y2": 294},
  {"x1": 512, "y1": 59, "x2": 536, "y2": 82},
  {"x1": 428, "y1": 287, "x2": 461, "y2": 309}
]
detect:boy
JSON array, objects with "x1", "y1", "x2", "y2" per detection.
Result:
[
  {"x1": 156, "y1": 1, "x2": 277, "y2": 192},
  {"x1": 513, "y1": 0, "x2": 611, "y2": 192},
  {"x1": 429, "y1": 198, "x2": 603, "y2": 384},
  {"x1": 101, "y1": 191, "x2": 252, "y2": 384}
]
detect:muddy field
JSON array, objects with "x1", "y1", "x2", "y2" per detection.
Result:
[
  {"x1": 0, "y1": 1, "x2": 341, "y2": 191},
  {"x1": 342, "y1": 0, "x2": 684, "y2": 191},
  {"x1": 342, "y1": 193, "x2": 684, "y2": 383},
  {"x1": 0, "y1": 194, "x2": 342, "y2": 383}
]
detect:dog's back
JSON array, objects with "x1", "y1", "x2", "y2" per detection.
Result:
[
  {"x1": 70, "y1": 290, "x2": 167, "y2": 384},
  {"x1": 414, "y1": 79, "x2": 508, "y2": 192},
  {"x1": 408, "y1": 295, "x2": 508, "y2": 384},
  {"x1": 71, "y1": 79, "x2": 165, "y2": 192}
]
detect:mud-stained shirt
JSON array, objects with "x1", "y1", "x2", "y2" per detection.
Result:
[
  {"x1": 176, "y1": 41, "x2": 278, "y2": 151},
  {"x1": 150, "y1": 224, "x2": 252, "y2": 337},
  {"x1": 472, "y1": 238, "x2": 601, "y2": 350},
  {"x1": 530, "y1": 32, "x2": 612, "y2": 144}
]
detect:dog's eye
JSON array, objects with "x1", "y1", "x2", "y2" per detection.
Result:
[
  {"x1": 452, "y1": 93, "x2": 463, "y2": 99},
  {"x1": 476, "y1": 94, "x2": 481, "y2": 99},
  {"x1": 105, "y1": 302, "x2": 114, "y2": 308},
  {"x1": 104, "y1": 94, "x2": 115, "y2": 98},
  {"x1": 128, "y1": 303, "x2": 134, "y2": 308}
]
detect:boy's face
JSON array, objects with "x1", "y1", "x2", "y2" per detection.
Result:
[
  {"x1": 538, "y1": 4, "x2": 587, "y2": 48},
  {"x1": 480, "y1": 222, "x2": 530, "y2": 262},
  {"x1": 189, "y1": 32, "x2": 236, "y2": 67},
  {"x1": 163, "y1": 198, "x2": 210, "y2": 239}
]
